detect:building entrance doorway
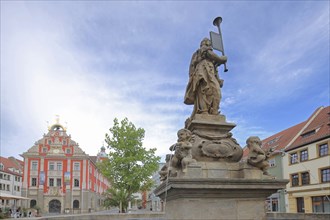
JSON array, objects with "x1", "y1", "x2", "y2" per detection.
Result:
[
  {"x1": 296, "y1": 197, "x2": 305, "y2": 213},
  {"x1": 49, "y1": 199, "x2": 61, "y2": 213}
]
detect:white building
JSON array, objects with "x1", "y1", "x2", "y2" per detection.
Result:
[
  {"x1": 283, "y1": 106, "x2": 330, "y2": 213},
  {"x1": 0, "y1": 156, "x2": 24, "y2": 211}
]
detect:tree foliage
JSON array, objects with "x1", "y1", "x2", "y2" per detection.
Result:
[
  {"x1": 98, "y1": 118, "x2": 160, "y2": 211},
  {"x1": 103, "y1": 188, "x2": 131, "y2": 210}
]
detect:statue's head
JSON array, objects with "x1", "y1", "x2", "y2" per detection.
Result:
[
  {"x1": 177, "y1": 128, "x2": 192, "y2": 142},
  {"x1": 200, "y1": 38, "x2": 211, "y2": 48},
  {"x1": 246, "y1": 136, "x2": 262, "y2": 147}
]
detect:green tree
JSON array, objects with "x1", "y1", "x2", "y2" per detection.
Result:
[{"x1": 99, "y1": 118, "x2": 160, "y2": 212}]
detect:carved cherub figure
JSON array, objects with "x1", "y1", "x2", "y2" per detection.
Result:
[
  {"x1": 246, "y1": 136, "x2": 270, "y2": 175},
  {"x1": 169, "y1": 129, "x2": 196, "y2": 173}
]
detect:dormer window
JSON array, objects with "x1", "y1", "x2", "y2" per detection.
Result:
[
  {"x1": 0, "y1": 163, "x2": 3, "y2": 170},
  {"x1": 267, "y1": 136, "x2": 281, "y2": 145},
  {"x1": 301, "y1": 130, "x2": 316, "y2": 138}
]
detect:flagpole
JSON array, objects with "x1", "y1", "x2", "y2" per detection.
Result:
[{"x1": 213, "y1": 17, "x2": 228, "y2": 72}]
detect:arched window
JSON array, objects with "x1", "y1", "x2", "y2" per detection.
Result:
[
  {"x1": 73, "y1": 200, "x2": 79, "y2": 209},
  {"x1": 74, "y1": 179, "x2": 79, "y2": 187},
  {"x1": 30, "y1": 200, "x2": 37, "y2": 208}
]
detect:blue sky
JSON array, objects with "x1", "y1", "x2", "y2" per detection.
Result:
[{"x1": 1, "y1": 1, "x2": 329, "y2": 161}]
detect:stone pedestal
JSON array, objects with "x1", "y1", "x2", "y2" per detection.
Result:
[
  {"x1": 155, "y1": 174, "x2": 288, "y2": 220},
  {"x1": 185, "y1": 114, "x2": 236, "y2": 135},
  {"x1": 184, "y1": 114, "x2": 243, "y2": 163},
  {"x1": 158, "y1": 113, "x2": 289, "y2": 219}
]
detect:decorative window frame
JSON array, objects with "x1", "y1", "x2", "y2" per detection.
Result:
[
  {"x1": 317, "y1": 141, "x2": 329, "y2": 158},
  {"x1": 300, "y1": 149, "x2": 308, "y2": 162},
  {"x1": 319, "y1": 166, "x2": 330, "y2": 183},
  {"x1": 31, "y1": 161, "x2": 38, "y2": 171},
  {"x1": 290, "y1": 173, "x2": 299, "y2": 187}
]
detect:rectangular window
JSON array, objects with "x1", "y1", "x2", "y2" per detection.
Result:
[
  {"x1": 17, "y1": 186, "x2": 20, "y2": 192},
  {"x1": 300, "y1": 150, "x2": 308, "y2": 162},
  {"x1": 312, "y1": 196, "x2": 330, "y2": 213},
  {"x1": 321, "y1": 168, "x2": 330, "y2": 183},
  {"x1": 56, "y1": 162, "x2": 62, "y2": 171},
  {"x1": 49, "y1": 162, "x2": 55, "y2": 170},
  {"x1": 31, "y1": 161, "x2": 38, "y2": 170},
  {"x1": 0, "y1": 173, "x2": 3, "y2": 179},
  {"x1": 74, "y1": 179, "x2": 79, "y2": 187},
  {"x1": 269, "y1": 159, "x2": 276, "y2": 167},
  {"x1": 49, "y1": 178, "x2": 54, "y2": 187},
  {"x1": 31, "y1": 178, "x2": 37, "y2": 186},
  {"x1": 42, "y1": 147, "x2": 48, "y2": 153},
  {"x1": 290, "y1": 153, "x2": 298, "y2": 164},
  {"x1": 319, "y1": 144, "x2": 329, "y2": 157},
  {"x1": 291, "y1": 173, "x2": 299, "y2": 186},
  {"x1": 66, "y1": 148, "x2": 71, "y2": 154},
  {"x1": 301, "y1": 172, "x2": 310, "y2": 185},
  {"x1": 56, "y1": 178, "x2": 61, "y2": 187},
  {"x1": 74, "y1": 162, "x2": 80, "y2": 171}
]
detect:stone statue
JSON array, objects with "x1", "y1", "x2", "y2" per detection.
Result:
[
  {"x1": 159, "y1": 154, "x2": 171, "y2": 181},
  {"x1": 154, "y1": 21, "x2": 290, "y2": 220},
  {"x1": 169, "y1": 129, "x2": 196, "y2": 174},
  {"x1": 246, "y1": 136, "x2": 271, "y2": 175},
  {"x1": 184, "y1": 38, "x2": 227, "y2": 117}
]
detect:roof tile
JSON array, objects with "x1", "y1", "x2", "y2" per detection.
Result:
[{"x1": 286, "y1": 106, "x2": 330, "y2": 151}]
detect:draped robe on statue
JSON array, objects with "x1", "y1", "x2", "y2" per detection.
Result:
[{"x1": 184, "y1": 38, "x2": 227, "y2": 117}]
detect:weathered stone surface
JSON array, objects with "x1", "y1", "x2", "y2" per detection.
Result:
[
  {"x1": 185, "y1": 114, "x2": 243, "y2": 163},
  {"x1": 181, "y1": 162, "x2": 274, "y2": 179},
  {"x1": 155, "y1": 178, "x2": 288, "y2": 220},
  {"x1": 185, "y1": 114, "x2": 235, "y2": 134}
]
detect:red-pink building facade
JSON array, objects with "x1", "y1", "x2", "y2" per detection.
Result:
[{"x1": 21, "y1": 120, "x2": 109, "y2": 214}]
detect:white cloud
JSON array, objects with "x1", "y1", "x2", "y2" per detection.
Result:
[
  {"x1": 1, "y1": 2, "x2": 189, "y2": 159},
  {"x1": 1, "y1": 1, "x2": 329, "y2": 162}
]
